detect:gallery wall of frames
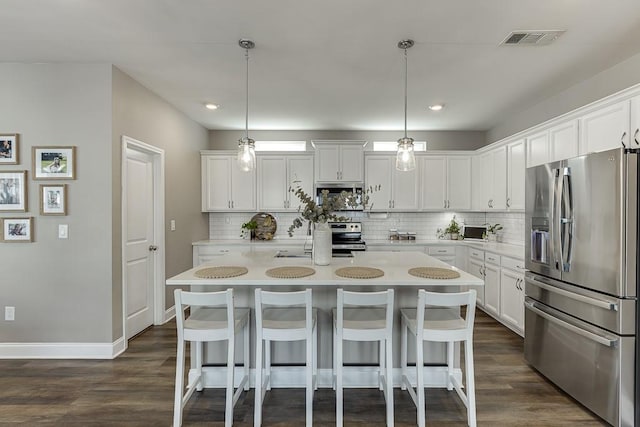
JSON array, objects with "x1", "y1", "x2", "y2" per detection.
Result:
[{"x1": 0, "y1": 133, "x2": 76, "y2": 242}]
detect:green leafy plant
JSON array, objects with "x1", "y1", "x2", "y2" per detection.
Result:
[
  {"x1": 240, "y1": 219, "x2": 258, "y2": 238},
  {"x1": 484, "y1": 223, "x2": 503, "y2": 234},
  {"x1": 287, "y1": 182, "x2": 380, "y2": 237},
  {"x1": 444, "y1": 215, "x2": 461, "y2": 234}
]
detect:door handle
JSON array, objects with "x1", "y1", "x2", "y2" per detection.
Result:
[
  {"x1": 149, "y1": 245, "x2": 158, "y2": 252},
  {"x1": 524, "y1": 301, "x2": 617, "y2": 347},
  {"x1": 526, "y1": 276, "x2": 618, "y2": 311}
]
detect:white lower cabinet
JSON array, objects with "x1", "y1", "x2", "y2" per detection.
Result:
[
  {"x1": 499, "y1": 257, "x2": 525, "y2": 336},
  {"x1": 467, "y1": 255, "x2": 485, "y2": 307},
  {"x1": 483, "y1": 261, "x2": 500, "y2": 317}
]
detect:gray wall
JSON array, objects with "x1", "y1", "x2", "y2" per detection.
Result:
[
  {"x1": 0, "y1": 64, "x2": 114, "y2": 342},
  {"x1": 112, "y1": 67, "x2": 209, "y2": 340},
  {"x1": 488, "y1": 51, "x2": 640, "y2": 143},
  {"x1": 209, "y1": 130, "x2": 485, "y2": 151}
]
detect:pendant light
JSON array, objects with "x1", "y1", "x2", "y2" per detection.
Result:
[
  {"x1": 396, "y1": 39, "x2": 416, "y2": 172},
  {"x1": 237, "y1": 39, "x2": 256, "y2": 172}
]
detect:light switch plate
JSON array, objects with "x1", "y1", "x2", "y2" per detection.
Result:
[
  {"x1": 58, "y1": 224, "x2": 69, "y2": 239},
  {"x1": 170, "y1": 220, "x2": 176, "y2": 231},
  {"x1": 5, "y1": 306, "x2": 15, "y2": 321}
]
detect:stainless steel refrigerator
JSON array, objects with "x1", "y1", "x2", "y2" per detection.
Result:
[{"x1": 525, "y1": 147, "x2": 637, "y2": 427}]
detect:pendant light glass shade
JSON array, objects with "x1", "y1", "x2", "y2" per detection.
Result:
[
  {"x1": 396, "y1": 39, "x2": 416, "y2": 172},
  {"x1": 237, "y1": 39, "x2": 256, "y2": 172},
  {"x1": 396, "y1": 137, "x2": 416, "y2": 171}
]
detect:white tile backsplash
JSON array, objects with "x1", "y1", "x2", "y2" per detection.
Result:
[{"x1": 209, "y1": 211, "x2": 525, "y2": 245}]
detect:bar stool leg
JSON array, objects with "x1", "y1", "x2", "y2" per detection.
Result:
[
  {"x1": 447, "y1": 341, "x2": 454, "y2": 391},
  {"x1": 173, "y1": 338, "x2": 185, "y2": 427},
  {"x1": 465, "y1": 339, "x2": 477, "y2": 427},
  {"x1": 225, "y1": 337, "x2": 235, "y2": 427},
  {"x1": 401, "y1": 317, "x2": 407, "y2": 391},
  {"x1": 306, "y1": 331, "x2": 313, "y2": 427},
  {"x1": 254, "y1": 334, "x2": 263, "y2": 427},
  {"x1": 385, "y1": 337, "x2": 394, "y2": 427},
  {"x1": 265, "y1": 340, "x2": 272, "y2": 391},
  {"x1": 332, "y1": 323, "x2": 337, "y2": 391},
  {"x1": 313, "y1": 323, "x2": 318, "y2": 390},
  {"x1": 416, "y1": 337, "x2": 425, "y2": 427},
  {"x1": 195, "y1": 341, "x2": 203, "y2": 391},
  {"x1": 379, "y1": 340, "x2": 385, "y2": 390},
  {"x1": 244, "y1": 320, "x2": 250, "y2": 391},
  {"x1": 336, "y1": 329, "x2": 343, "y2": 427}
]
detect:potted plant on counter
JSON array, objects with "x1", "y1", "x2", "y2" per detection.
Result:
[
  {"x1": 240, "y1": 219, "x2": 258, "y2": 240},
  {"x1": 484, "y1": 223, "x2": 503, "y2": 242},
  {"x1": 444, "y1": 216, "x2": 461, "y2": 240}
]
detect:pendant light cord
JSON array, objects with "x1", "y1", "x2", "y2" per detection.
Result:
[
  {"x1": 403, "y1": 46, "x2": 408, "y2": 139},
  {"x1": 245, "y1": 47, "x2": 249, "y2": 140}
]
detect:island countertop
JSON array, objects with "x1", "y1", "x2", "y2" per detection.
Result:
[{"x1": 166, "y1": 250, "x2": 484, "y2": 287}]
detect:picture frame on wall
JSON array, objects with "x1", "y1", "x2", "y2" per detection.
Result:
[
  {"x1": 1, "y1": 217, "x2": 33, "y2": 242},
  {"x1": 32, "y1": 146, "x2": 76, "y2": 180},
  {"x1": 0, "y1": 171, "x2": 28, "y2": 212},
  {"x1": 40, "y1": 184, "x2": 67, "y2": 215},
  {"x1": 0, "y1": 133, "x2": 19, "y2": 165}
]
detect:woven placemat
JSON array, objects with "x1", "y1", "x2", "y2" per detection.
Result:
[
  {"x1": 194, "y1": 266, "x2": 248, "y2": 279},
  {"x1": 266, "y1": 266, "x2": 316, "y2": 279},
  {"x1": 409, "y1": 267, "x2": 461, "y2": 279},
  {"x1": 335, "y1": 266, "x2": 384, "y2": 279}
]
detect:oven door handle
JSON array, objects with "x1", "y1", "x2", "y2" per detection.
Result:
[
  {"x1": 526, "y1": 276, "x2": 618, "y2": 311},
  {"x1": 525, "y1": 300, "x2": 618, "y2": 347}
]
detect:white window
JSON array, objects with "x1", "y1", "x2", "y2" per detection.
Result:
[
  {"x1": 372, "y1": 141, "x2": 427, "y2": 151},
  {"x1": 255, "y1": 141, "x2": 307, "y2": 151}
]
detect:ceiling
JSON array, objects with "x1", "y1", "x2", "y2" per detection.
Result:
[{"x1": 2, "y1": 1, "x2": 640, "y2": 132}]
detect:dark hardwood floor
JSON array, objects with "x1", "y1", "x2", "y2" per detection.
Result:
[{"x1": 0, "y1": 310, "x2": 605, "y2": 426}]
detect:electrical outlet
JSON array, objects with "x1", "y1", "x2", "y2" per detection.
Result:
[
  {"x1": 5, "y1": 306, "x2": 15, "y2": 321},
  {"x1": 225, "y1": 216, "x2": 231, "y2": 225}
]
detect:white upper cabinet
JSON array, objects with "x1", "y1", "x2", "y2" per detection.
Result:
[
  {"x1": 630, "y1": 95, "x2": 640, "y2": 148},
  {"x1": 365, "y1": 155, "x2": 419, "y2": 211},
  {"x1": 506, "y1": 139, "x2": 525, "y2": 211},
  {"x1": 421, "y1": 156, "x2": 471, "y2": 210},
  {"x1": 313, "y1": 141, "x2": 365, "y2": 182},
  {"x1": 549, "y1": 120, "x2": 579, "y2": 162},
  {"x1": 201, "y1": 153, "x2": 256, "y2": 212},
  {"x1": 481, "y1": 146, "x2": 507, "y2": 210},
  {"x1": 579, "y1": 100, "x2": 630, "y2": 154},
  {"x1": 257, "y1": 155, "x2": 313, "y2": 211},
  {"x1": 526, "y1": 130, "x2": 549, "y2": 168},
  {"x1": 471, "y1": 155, "x2": 484, "y2": 211}
]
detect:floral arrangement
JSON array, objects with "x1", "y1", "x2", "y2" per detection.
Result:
[{"x1": 287, "y1": 183, "x2": 379, "y2": 237}]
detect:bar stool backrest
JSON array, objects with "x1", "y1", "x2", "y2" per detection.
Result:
[
  {"x1": 417, "y1": 289, "x2": 477, "y2": 342},
  {"x1": 174, "y1": 288, "x2": 235, "y2": 342},
  {"x1": 337, "y1": 289, "x2": 394, "y2": 341},
  {"x1": 255, "y1": 288, "x2": 313, "y2": 340}
]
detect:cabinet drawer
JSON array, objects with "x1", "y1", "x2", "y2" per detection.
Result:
[
  {"x1": 485, "y1": 252, "x2": 501, "y2": 265},
  {"x1": 468, "y1": 248, "x2": 484, "y2": 260},
  {"x1": 428, "y1": 246, "x2": 455, "y2": 256},
  {"x1": 502, "y1": 256, "x2": 525, "y2": 272}
]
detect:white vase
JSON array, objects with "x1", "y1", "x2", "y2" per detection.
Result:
[{"x1": 312, "y1": 222, "x2": 332, "y2": 266}]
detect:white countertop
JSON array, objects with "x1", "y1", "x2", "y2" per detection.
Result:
[
  {"x1": 194, "y1": 238, "x2": 525, "y2": 259},
  {"x1": 167, "y1": 250, "x2": 484, "y2": 287}
]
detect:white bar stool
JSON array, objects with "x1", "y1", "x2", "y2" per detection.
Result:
[
  {"x1": 254, "y1": 288, "x2": 317, "y2": 427},
  {"x1": 333, "y1": 289, "x2": 395, "y2": 427},
  {"x1": 400, "y1": 289, "x2": 477, "y2": 427},
  {"x1": 173, "y1": 289, "x2": 250, "y2": 427}
]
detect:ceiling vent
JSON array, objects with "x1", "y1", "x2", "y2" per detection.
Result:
[{"x1": 501, "y1": 30, "x2": 565, "y2": 46}]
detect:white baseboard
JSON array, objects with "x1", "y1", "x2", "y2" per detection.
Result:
[
  {"x1": 163, "y1": 305, "x2": 176, "y2": 324},
  {"x1": 0, "y1": 337, "x2": 126, "y2": 359},
  {"x1": 191, "y1": 366, "x2": 462, "y2": 389}
]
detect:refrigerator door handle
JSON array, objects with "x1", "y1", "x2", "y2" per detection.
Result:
[
  {"x1": 552, "y1": 168, "x2": 563, "y2": 271},
  {"x1": 524, "y1": 300, "x2": 618, "y2": 347},
  {"x1": 527, "y1": 275, "x2": 619, "y2": 311},
  {"x1": 560, "y1": 168, "x2": 574, "y2": 272}
]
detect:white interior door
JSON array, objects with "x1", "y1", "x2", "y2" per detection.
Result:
[{"x1": 125, "y1": 148, "x2": 155, "y2": 339}]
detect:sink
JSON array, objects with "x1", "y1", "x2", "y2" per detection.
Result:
[{"x1": 274, "y1": 250, "x2": 312, "y2": 258}]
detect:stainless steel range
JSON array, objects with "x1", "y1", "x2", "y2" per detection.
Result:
[{"x1": 330, "y1": 222, "x2": 366, "y2": 254}]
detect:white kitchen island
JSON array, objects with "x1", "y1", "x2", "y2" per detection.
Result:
[{"x1": 166, "y1": 250, "x2": 484, "y2": 389}]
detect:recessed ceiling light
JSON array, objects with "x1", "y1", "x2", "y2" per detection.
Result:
[
  {"x1": 428, "y1": 104, "x2": 444, "y2": 111},
  {"x1": 205, "y1": 103, "x2": 219, "y2": 110}
]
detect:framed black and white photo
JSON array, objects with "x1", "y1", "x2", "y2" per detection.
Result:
[
  {"x1": 40, "y1": 184, "x2": 67, "y2": 215},
  {"x1": 32, "y1": 146, "x2": 76, "y2": 180},
  {"x1": 0, "y1": 133, "x2": 19, "y2": 164},
  {"x1": 1, "y1": 217, "x2": 33, "y2": 242},
  {"x1": 0, "y1": 171, "x2": 27, "y2": 212}
]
